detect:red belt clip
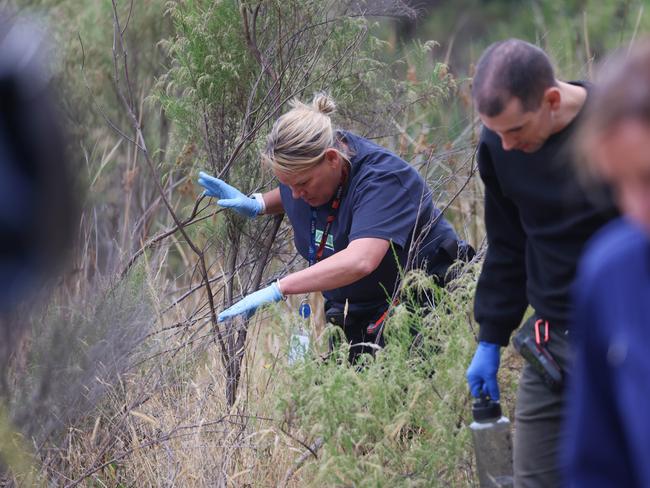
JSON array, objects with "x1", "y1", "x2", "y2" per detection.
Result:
[
  {"x1": 367, "y1": 308, "x2": 390, "y2": 335},
  {"x1": 534, "y1": 319, "x2": 550, "y2": 346},
  {"x1": 366, "y1": 299, "x2": 399, "y2": 335}
]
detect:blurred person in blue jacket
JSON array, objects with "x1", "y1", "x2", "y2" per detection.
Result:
[
  {"x1": 0, "y1": 14, "x2": 75, "y2": 312},
  {"x1": 563, "y1": 40, "x2": 650, "y2": 488},
  {"x1": 0, "y1": 11, "x2": 76, "y2": 366}
]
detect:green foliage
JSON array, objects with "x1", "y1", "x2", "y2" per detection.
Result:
[
  {"x1": 405, "y1": 0, "x2": 650, "y2": 75},
  {"x1": 14, "y1": 0, "x2": 178, "y2": 274},
  {"x1": 16, "y1": 0, "x2": 171, "y2": 157},
  {"x1": 156, "y1": 0, "x2": 258, "y2": 146},
  {"x1": 155, "y1": 0, "x2": 457, "y2": 178},
  {"x1": 272, "y1": 267, "x2": 480, "y2": 486},
  {"x1": 370, "y1": 0, "x2": 650, "y2": 156}
]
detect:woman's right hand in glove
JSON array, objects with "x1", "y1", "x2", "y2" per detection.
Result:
[{"x1": 197, "y1": 171, "x2": 263, "y2": 218}]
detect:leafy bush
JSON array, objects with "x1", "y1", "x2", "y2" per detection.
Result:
[{"x1": 273, "y1": 267, "x2": 482, "y2": 487}]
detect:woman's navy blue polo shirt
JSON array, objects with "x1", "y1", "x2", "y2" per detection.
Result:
[{"x1": 279, "y1": 131, "x2": 458, "y2": 314}]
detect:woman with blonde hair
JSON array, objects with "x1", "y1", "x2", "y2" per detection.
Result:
[{"x1": 198, "y1": 93, "x2": 469, "y2": 362}]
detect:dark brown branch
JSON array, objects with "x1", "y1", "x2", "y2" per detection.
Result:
[{"x1": 118, "y1": 196, "x2": 213, "y2": 280}]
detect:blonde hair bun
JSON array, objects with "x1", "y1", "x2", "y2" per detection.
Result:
[
  {"x1": 311, "y1": 92, "x2": 336, "y2": 115},
  {"x1": 263, "y1": 92, "x2": 347, "y2": 174}
]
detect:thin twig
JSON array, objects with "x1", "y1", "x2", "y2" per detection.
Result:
[{"x1": 279, "y1": 436, "x2": 324, "y2": 487}]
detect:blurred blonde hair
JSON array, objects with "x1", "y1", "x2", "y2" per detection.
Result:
[
  {"x1": 577, "y1": 39, "x2": 650, "y2": 178},
  {"x1": 262, "y1": 92, "x2": 349, "y2": 174}
]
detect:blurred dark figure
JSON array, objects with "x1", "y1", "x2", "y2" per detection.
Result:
[
  {"x1": 563, "y1": 40, "x2": 650, "y2": 488},
  {"x1": 393, "y1": 0, "x2": 437, "y2": 42},
  {"x1": 0, "y1": 13, "x2": 77, "y2": 391}
]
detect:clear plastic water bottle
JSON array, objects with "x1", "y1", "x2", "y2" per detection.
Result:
[
  {"x1": 288, "y1": 301, "x2": 311, "y2": 365},
  {"x1": 470, "y1": 396, "x2": 514, "y2": 487}
]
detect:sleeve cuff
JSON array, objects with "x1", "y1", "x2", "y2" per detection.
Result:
[
  {"x1": 251, "y1": 193, "x2": 266, "y2": 215},
  {"x1": 478, "y1": 324, "x2": 513, "y2": 347}
]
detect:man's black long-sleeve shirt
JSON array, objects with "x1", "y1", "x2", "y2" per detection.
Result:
[{"x1": 474, "y1": 85, "x2": 618, "y2": 346}]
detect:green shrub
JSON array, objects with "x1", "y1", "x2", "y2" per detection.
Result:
[{"x1": 273, "y1": 266, "x2": 481, "y2": 487}]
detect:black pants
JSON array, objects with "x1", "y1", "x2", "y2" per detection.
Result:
[
  {"x1": 325, "y1": 304, "x2": 386, "y2": 364},
  {"x1": 325, "y1": 240, "x2": 476, "y2": 364},
  {"x1": 325, "y1": 296, "x2": 433, "y2": 365}
]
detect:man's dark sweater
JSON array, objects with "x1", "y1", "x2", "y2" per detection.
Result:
[{"x1": 474, "y1": 88, "x2": 618, "y2": 346}]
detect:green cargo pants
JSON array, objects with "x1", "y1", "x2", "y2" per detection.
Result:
[{"x1": 513, "y1": 316, "x2": 572, "y2": 488}]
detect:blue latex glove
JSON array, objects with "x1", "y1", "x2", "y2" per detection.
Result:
[
  {"x1": 466, "y1": 341, "x2": 501, "y2": 401},
  {"x1": 198, "y1": 171, "x2": 262, "y2": 218},
  {"x1": 218, "y1": 282, "x2": 283, "y2": 322}
]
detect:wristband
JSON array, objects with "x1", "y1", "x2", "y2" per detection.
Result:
[
  {"x1": 252, "y1": 193, "x2": 266, "y2": 215},
  {"x1": 275, "y1": 279, "x2": 286, "y2": 299}
]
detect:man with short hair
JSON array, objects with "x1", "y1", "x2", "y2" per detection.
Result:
[{"x1": 465, "y1": 39, "x2": 618, "y2": 487}]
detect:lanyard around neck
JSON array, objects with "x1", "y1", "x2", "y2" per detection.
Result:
[{"x1": 307, "y1": 172, "x2": 346, "y2": 266}]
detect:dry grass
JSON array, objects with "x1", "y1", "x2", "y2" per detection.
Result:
[{"x1": 53, "y1": 279, "x2": 317, "y2": 487}]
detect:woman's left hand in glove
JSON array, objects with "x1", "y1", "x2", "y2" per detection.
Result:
[{"x1": 218, "y1": 282, "x2": 284, "y2": 322}]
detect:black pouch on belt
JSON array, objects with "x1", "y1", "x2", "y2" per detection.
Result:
[{"x1": 512, "y1": 318, "x2": 564, "y2": 392}]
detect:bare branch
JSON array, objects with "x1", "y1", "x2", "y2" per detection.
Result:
[
  {"x1": 107, "y1": 2, "x2": 227, "y2": 362},
  {"x1": 279, "y1": 436, "x2": 325, "y2": 487}
]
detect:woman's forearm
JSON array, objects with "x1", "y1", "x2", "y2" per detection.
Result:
[
  {"x1": 262, "y1": 188, "x2": 284, "y2": 215},
  {"x1": 278, "y1": 238, "x2": 390, "y2": 295}
]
